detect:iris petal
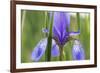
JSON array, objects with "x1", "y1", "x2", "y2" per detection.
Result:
[
  {"x1": 31, "y1": 38, "x2": 59, "y2": 61},
  {"x1": 69, "y1": 30, "x2": 80, "y2": 36},
  {"x1": 72, "y1": 40, "x2": 85, "y2": 60},
  {"x1": 51, "y1": 39, "x2": 59, "y2": 57},
  {"x1": 53, "y1": 12, "x2": 70, "y2": 45},
  {"x1": 31, "y1": 39, "x2": 47, "y2": 62}
]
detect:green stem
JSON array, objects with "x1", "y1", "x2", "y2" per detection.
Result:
[
  {"x1": 44, "y1": 12, "x2": 48, "y2": 37},
  {"x1": 22, "y1": 10, "x2": 26, "y2": 32},
  {"x1": 77, "y1": 12, "x2": 80, "y2": 39},
  {"x1": 77, "y1": 12, "x2": 80, "y2": 29},
  {"x1": 59, "y1": 46, "x2": 64, "y2": 61},
  {"x1": 45, "y1": 12, "x2": 54, "y2": 61}
]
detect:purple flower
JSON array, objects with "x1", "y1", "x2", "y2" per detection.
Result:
[
  {"x1": 53, "y1": 12, "x2": 80, "y2": 46},
  {"x1": 72, "y1": 40, "x2": 85, "y2": 60},
  {"x1": 31, "y1": 12, "x2": 81, "y2": 62},
  {"x1": 31, "y1": 38, "x2": 59, "y2": 62}
]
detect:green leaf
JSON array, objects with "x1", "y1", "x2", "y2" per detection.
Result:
[
  {"x1": 77, "y1": 12, "x2": 80, "y2": 31},
  {"x1": 79, "y1": 13, "x2": 90, "y2": 59},
  {"x1": 21, "y1": 10, "x2": 45, "y2": 62},
  {"x1": 45, "y1": 12, "x2": 53, "y2": 61}
]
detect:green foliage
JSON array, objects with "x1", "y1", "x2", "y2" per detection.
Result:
[
  {"x1": 21, "y1": 10, "x2": 90, "y2": 63},
  {"x1": 21, "y1": 10, "x2": 45, "y2": 62},
  {"x1": 45, "y1": 12, "x2": 53, "y2": 61}
]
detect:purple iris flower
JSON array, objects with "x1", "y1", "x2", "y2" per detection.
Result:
[
  {"x1": 72, "y1": 40, "x2": 85, "y2": 60},
  {"x1": 31, "y1": 12, "x2": 81, "y2": 61},
  {"x1": 53, "y1": 12, "x2": 80, "y2": 46},
  {"x1": 31, "y1": 38, "x2": 59, "y2": 62}
]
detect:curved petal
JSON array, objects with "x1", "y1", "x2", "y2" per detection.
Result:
[
  {"x1": 51, "y1": 39, "x2": 59, "y2": 57},
  {"x1": 31, "y1": 38, "x2": 47, "y2": 62},
  {"x1": 72, "y1": 40, "x2": 85, "y2": 60},
  {"x1": 69, "y1": 30, "x2": 80, "y2": 36},
  {"x1": 31, "y1": 38, "x2": 59, "y2": 61},
  {"x1": 53, "y1": 12, "x2": 70, "y2": 34},
  {"x1": 53, "y1": 12, "x2": 70, "y2": 45}
]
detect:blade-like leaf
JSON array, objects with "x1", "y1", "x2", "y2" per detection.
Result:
[
  {"x1": 77, "y1": 12, "x2": 80, "y2": 31},
  {"x1": 45, "y1": 12, "x2": 53, "y2": 61}
]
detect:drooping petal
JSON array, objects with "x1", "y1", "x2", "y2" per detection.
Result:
[
  {"x1": 31, "y1": 38, "x2": 59, "y2": 62},
  {"x1": 53, "y1": 12, "x2": 70, "y2": 45},
  {"x1": 72, "y1": 40, "x2": 85, "y2": 60},
  {"x1": 31, "y1": 38, "x2": 47, "y2": 62},
  {"x1": 69, "y1": 31, "x2": 80, "y2": 36},
  {"x1": 51, "y1": 39, "x2": 59, "y2": 57}
]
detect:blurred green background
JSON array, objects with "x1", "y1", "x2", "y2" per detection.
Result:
[{"x1": 21, "y1": 10, "x2": 90, "y2": 63}]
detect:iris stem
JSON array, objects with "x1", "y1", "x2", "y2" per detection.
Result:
[
  {"x1": 44, "y1": 12, "x2": 48, "y2": 37},
  {"x1": 45, "y1": 12, "x2": 53, "y2": 61},
  {"x1": 77, "y1": 12, "x2": 80, "y2": 39},
  {"x1": 59, "y1": 46, "x2": 64, "y2": 61}
]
